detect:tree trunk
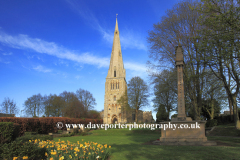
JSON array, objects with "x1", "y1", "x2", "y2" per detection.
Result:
[
  {"x1": 228, "y1": 96, "x2": 233, "y2": 121},
  {"x1": 135, "y1": 107, "x2": 138, "y2": 123},
  {"x1": 232, "y1": 95, "x2": 239, "y2": 129},
  {"x1": 210, "y1": 89, "x2": 214, "y2": 120},
  {"x1": 227, "y1": 69, "x2": 233, "y2": 121}
]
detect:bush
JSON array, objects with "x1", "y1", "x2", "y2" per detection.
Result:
[
  {"x1": 214, "y1": 115, "x2": 234, "y2": 125},
  {"x1": 24, "y1": 132, "x2": 38, "y2": 136},
  {"x1": 12, "y1": 123, "x2": 21, "y2": 142},
  {"x1": 15, "y1": 134, "x2": 53, "y2": 143},
  {"x1": 57, "y1": 130, "x2": 63, "y2": 134},
  {"x1": 206, "y1": 119, "x2": 218, "y2": 128},
  {"x1": 0, "y1": 140, "x2": 49, "y2": 160},
  {"x1": 73, "y1": 128, "x2": 78, "y2": 133}
]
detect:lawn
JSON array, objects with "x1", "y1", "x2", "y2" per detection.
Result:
[{"x1": 51, "y1": 127, "x2": 240, "y2": 160}]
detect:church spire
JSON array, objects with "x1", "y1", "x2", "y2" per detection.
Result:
[
  {"x1": 115, "y1": 14, "x2": 118, "y2": 32},
  {"x1": 107, "y1": 15, "x2": 126, "y2": 79}
]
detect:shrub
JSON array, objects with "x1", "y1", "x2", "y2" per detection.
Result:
[
  {"x1": 24, "y1": 132, "x2": 37, "y2": 136},
  {"x1": 57, "y1": 130, "x2": 63, "y2": 134},
  {"x1": 73, "y1": 128, "x2": 78, "y2": 133},
  {"x1": 214, "y1": 115, "x2": 234, "y2": 125},
  {"x1": 15, "y1": 134, "x2": 53, "y2": 143},
  {"x1": 206, "y1": 119, "x2": 218, "y2": 128},
  {"x1": 0, "y1": 140, "x2": 49, "y2": 160}
]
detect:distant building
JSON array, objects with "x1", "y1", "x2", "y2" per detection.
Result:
[
  {"x1": 0, "y1": 113, "x2": 15, "y2": 117},
  {"x1": 223, "y1": 111, "x2": 233, "y2": 115},
  {"x1": 102, "y1": 17, "x2": 154, "y2": 124},
  {"x1": 218, "y1": 110, "x2": 233, "y2": 116}
]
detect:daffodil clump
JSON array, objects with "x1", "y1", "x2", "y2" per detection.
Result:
[{"x1": 23, "y1": 139, "x2": 111, "y2": 160}]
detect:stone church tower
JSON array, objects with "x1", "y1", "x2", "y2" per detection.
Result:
[
  {"x1": 103, "y1": 17, "x2": 127, "y2": 124},
  {"x1": 102, "y1": 17, "x2": 155, "y2": 124}
]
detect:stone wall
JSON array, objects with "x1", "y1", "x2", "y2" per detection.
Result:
[{"x1": 143, "y1": 111, "x2": 154, "y2": 123}]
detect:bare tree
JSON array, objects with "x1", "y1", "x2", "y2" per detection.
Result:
[
  {"x1": 147, "y1": 0, "x2": 209, "y2": 120},
  {"x1": 43, "y1": 94, "x2": 65, "y2": 117},
  {"x1": 59, "y1": 91, "x2": 86, "y2": 118},
  {"x1": 24, "y1": 94, "x2": 43, "y2": 117},
  {"x1": 1, "y1": 97, "x2": 19, "y2": 115},
  {"x1": 76, "y1": 88, "x2": 96, "y2": 112}
]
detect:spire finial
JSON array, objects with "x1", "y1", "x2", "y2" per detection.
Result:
[{"x1": 116, "y1": 13, "x2": 118, "y2": 19}]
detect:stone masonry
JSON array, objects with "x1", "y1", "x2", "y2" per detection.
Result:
[{"x1": 103, "y1": 16, "x2": 153, "y2": 124}]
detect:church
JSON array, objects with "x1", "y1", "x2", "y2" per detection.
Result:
[{"x1": 101, "y1": 16, "x2": 154, "y2": 124}]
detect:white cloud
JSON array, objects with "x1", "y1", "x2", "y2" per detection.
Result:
[
  {"x1": 125, "y1": 62, "x2": 147, "y2": 72},
  {"x1": 75, "y1": 75, "x2": 81, "y2": 79},
  {"x1": 33, "y1": 65, "x2": 52, "y2": 73},
  {"x1": 0, "y1": 31, "x2": 109, "y2": 68},
  {"x1": 0, "y1": 30, "x2": 148, "y2": 73},
  {"x1": 2, "y1": 52, "x2": 12, "y2": 55}
]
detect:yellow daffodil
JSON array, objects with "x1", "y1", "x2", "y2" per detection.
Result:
[{"x1": 51, "y1": 151, "x2": 57, "y2": 155}]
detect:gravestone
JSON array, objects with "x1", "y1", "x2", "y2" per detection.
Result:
[{"x1": 154, "y1": 44, "x2": 216, "y2": 145}]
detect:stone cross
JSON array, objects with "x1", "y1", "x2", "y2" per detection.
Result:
[{"x1": 175, "y1": 45, "x2": 187, "y2": 120}]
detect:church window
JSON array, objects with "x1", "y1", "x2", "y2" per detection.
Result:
[
  {"x1": 116, "y1": 82, "x2": 117, "y2": 89},
  {"x1": 109, "y1": 108, "x2": 111, "y2": 110},
  {"x1": 113, "y1": 83, "x2": 114, "y2": 89},
  {"x1": 111, "y1": 83, "x2": 112, "y2": 90},
  {"x1": 114, "y1": 96, "x2": 116, "y2": 101},
  {"x1": 118, "y1": 82, "x2": 119, "y2": 89},
  {"x1": 114, "y1": 66, "x2": 116, "y2": 77}
]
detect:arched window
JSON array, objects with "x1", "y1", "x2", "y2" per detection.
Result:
[
  {"x1": 118, "y1": 82, "x2": 119, "y2": 89},
  {"x1": 111, "y1": 83, "x2": 112, "y2": 90},
  {"x1": 114, "y1": 96, "x2": 116, "y2": 101},
  {"x1": 114, "y1": 66, "x2": 116, "y2": 77},
  {"x1": 113, "y1": 82, "x2": 114, "y2": 89}
]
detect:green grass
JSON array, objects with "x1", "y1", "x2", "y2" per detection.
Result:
[
  {"x1": 208, "y1": 123, "x2": 240, "y2": 137},
  {"x1": 50, "y1": 127, "x2": 240, "y2": 160}
]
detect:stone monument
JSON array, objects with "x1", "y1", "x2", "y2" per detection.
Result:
[{"x1": 153, "y1": 44, "x2": 216, "y2": 145}]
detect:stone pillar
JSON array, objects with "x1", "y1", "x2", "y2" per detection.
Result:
[
  {"x1": 172, "y1": 45, "x2": 191, "y2": 121},
  {"x1": 156, "y1": 45, "x2": 216, "y2": 145}
]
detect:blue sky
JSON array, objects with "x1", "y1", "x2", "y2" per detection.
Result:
[{"x1": 0, "y1": 0, "x2": 181, "y2": 119}]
